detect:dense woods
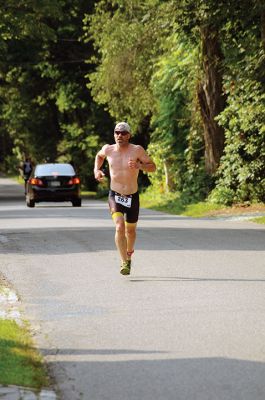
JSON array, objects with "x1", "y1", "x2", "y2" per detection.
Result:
[{"x1": 0, "y1": 0, "x2": 264, "y2": 204}]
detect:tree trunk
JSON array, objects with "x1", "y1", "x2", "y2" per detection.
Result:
[
  {"x1": 197, "y1": 26, "x2": 226, "y2": 175},
  {"x1": 163, "y1": 160, "x2": 174, "y2": 192}
]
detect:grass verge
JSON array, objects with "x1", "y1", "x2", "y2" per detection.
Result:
[
  {"x1": 140, "y1": 190, "x2": 265, "y2": 218},
  {"x1": 0, "y1": 319, "x2": 49, "y2": 388},
  {"x1": 250, "y1": 216, "x2": 265, "y2": 224},
  {"x1": 140, "y1": 191, "x2": 225, "y2": 217},
  {"x1": 81, "y1": 190, "x2": 97, "y2": 198}
]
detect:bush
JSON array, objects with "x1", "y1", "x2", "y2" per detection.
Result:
[{"x1": 211, "y1": 79, "x2": 265, "y2": 205}]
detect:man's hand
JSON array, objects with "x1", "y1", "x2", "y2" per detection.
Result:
[
  {"x1": 128, "y1": 159, "x2": 141, "y2": 169},
  {"x1": 94, "y1": 169, "x2": 105, "y2": 182}
]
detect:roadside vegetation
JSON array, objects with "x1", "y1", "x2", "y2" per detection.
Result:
[
  {"x1": 140, "y1": 189, "x2": 224, "y2": 217},
  {"x1": 251, "y1": 216, "x2": 265, "y2": 224},
  {"x1": 0, "y1": 282, "x2": 49, "y2": 389},
  {"x1": 0, "y1": 319, "x2": 48, "y2": 388},
  {"x1": 0, "y1": 1, "x2": 264, "y2": 210},
  {"x1": 140, "y1": 189, "x2": 265, "y2": 218}
]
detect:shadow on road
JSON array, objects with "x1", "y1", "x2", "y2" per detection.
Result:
[
  {"x1": 0, "y1": 178, "x2": 25, "y2": 201},
  {"x1": 42, "y1": 353, "x2": 265, "y2": 400},
  {"x1": 0, "y1": 226, "x2": 264, "y2": 254},
  {"x1": 42, "y1": 348, "x2": 166, "y2": 356},
  {"x1": 4, "y1": 335, "x2": 264, "y2": 399},
  {"x1": 129, "y1": 276, "x2": 265, "y2": 283}
]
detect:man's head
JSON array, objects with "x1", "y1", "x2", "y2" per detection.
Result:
[
  {"x1": 114, "y1": 122, "x2": 131, "y2": 133},
  {"x1": 114, "y1": 122, "x2": 131, "y2": 146}
]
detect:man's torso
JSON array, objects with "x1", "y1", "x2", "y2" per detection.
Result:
[
  {"x1": 105, "y1": 144, "x2": 140, "y2": 195},
  {"x1": 23, "y1": 162, "x2": 32, "y2": 174}
]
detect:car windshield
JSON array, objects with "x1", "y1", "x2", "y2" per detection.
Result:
[{"x1": 35, "y1": 163, "x2": 75, "y2": 176}]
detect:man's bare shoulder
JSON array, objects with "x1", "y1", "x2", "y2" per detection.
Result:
[
  {"x1": 129, "y1": 143, "x2": 144, "y2": 151},
  {"x1": 99, "y1": 144, "x2": 115, "y2": 156},
  {"x1": 130, "y1": 144, "x2": 146, "y2": 155}
]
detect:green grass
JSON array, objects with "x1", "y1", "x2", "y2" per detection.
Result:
[
  {"x1": 5, "y1": 174, "x2": 23, "y2": 184},
  {"x1": 140, "y1": 191, "x2": 185, "y2": 214},
  {"x1": 17, "y1": 176, "x2": 24, "y2": 185},
  {"x1": 181, "y1": 201, "x2": 226, "y2": 217},
  {"x1": 140, "y1": 190, "x2": 225, "y2": 217},
  {"x1": 81, "y1": 190, "x2": 97, "y2": 198},
  {"x1": 140, "y1": 189, "x2": 265, "y2": 218},
  {"x1": 251, "y1": 216, "x2": 265, "y2": 224},
  {"x1": 0, "y1": 319, "x2": 49, "y2": 388}
]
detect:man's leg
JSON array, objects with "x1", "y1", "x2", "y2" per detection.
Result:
[
  {"x1": 114, "y1": 215, "x2": 132, "y2": 275},
  {"x1": 113, "y1": 213, "x2": 127, "y2": 264},
  {"x1": 125, "y1": 222, "x2": 137, "y2": 261},
  {"x1": 108, "y1": 192, "x2": 130, "y2": 274}
]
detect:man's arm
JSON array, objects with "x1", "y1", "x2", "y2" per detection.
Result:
[
  {"x1": 137, "y1": 158, "x2": 156, "y2": 172},
  {"x1": 128, "y1": 146, "x2": 156, "y2": 172},
  {"x1": 94, "y1": 145, "x2": 108, "y2": 182}
]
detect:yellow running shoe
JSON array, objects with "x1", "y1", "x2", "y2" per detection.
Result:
[{"x1": 120, "y1": 260, "x2": 131, "y2": 275}]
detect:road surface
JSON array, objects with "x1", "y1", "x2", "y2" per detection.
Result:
[{"x1": 0, "y1": 177, "x2": 265, "y2": 400}]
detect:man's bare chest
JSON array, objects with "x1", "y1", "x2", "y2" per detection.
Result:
[{"x1": 108, "y1": 151, "x2": 136, "y2": 170}]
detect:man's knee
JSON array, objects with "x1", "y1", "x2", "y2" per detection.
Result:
[
  {"x1": 115, "y1": 219, "x2": 125, "y2": 235},
  {"x1": 125, "y1": 223, "x2": 137, "y2": 236}
]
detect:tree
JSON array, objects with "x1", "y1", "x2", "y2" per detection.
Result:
[
  {"x1": 173, "y1": 0, "x2": 229, "y2": 174},
  {"x1": 197, "y1": 25, "x2": 225, "y2": 174},
  {"x1": 84, "y1": 0, "x2": 176, "y2": 131},
  {"x1": 0, "y1": 0, "x2": 62, "y2": 169},
  {"x1": 209, "y1": 0, "x2": 265, "y2": 204},
  {"x1": 0, "y1": 0, "x2": 112, "y2": 189}
]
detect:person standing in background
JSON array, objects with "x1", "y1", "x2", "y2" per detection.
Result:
[{"x1": 22, "y1": 157, "x2": 33, "y2": 194}]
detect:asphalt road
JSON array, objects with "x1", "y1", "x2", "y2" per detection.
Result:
[{"x1": 0, "y1": 177, "x2": 265, "y2": 400}]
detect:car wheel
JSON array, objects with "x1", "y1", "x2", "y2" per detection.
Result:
[
  {"x1": 72, "y1": 198, "x2": 82, "y2": 207},
  {"x1": 26, "y1": 198, "x2": 35, "y2": 208}
]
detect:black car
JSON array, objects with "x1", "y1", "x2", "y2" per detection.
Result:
[{"x1": 26, "y1": 163, "x2": 82, "y2": 207}]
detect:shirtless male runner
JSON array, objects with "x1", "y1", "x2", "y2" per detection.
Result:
[{"x1": 94, "y1": 122, "x2": 156, "y2": 275}]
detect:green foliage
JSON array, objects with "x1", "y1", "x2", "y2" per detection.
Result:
[
  {"x1": 148, "y1": 34, "x2": 190, "y2": 193},
  {"x1": 251, "y1": 216, "x2": 265, "y2": 224},
  {"x1": 1, "y1": 0, "x2": 265, "y2": 202},
  {"x1": 0, "y1": 319, "x2": 48, "y2": 388},
  {"x1": 149, "y1": 33, "x2": 210, "y2": 201},
  {"x1": 84, "y1": 0, "x2": 176, "y2": 130},
  {"x1": 140, "y1": 187, "x2": 185, "y2": 215},
  {"x1": 0, "y1": 65, "x2": 61, "y2": 169},
  {"x1": 0, "y1": 0, "x2": 61, "y2": 44},
  {"x1": 210, "y1": 71, "x2": 265, "y2": 205},
  {"x1": 0, "y1": 0, "x2": 112, "y2": 190},
  {"x1": 0, "y1": 2, "x2": 63, "y2": 170},
  {"x1": 57, "y1": 121, "x2": 100, "y2": 188},
  {"x1": 140, "y1": 188, "x2": 225, "y2": 217}
]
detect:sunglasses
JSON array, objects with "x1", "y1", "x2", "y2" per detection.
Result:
[{"x1": 114, "y1": 131, "x2": 129, "y2": 136}]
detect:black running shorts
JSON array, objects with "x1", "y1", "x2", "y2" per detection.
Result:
[{"x1": 108, "y1": 190, "x2": 139, "y2": 224}]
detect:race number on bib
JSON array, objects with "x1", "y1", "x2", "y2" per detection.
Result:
[{"x1": 115, "y1": 194, "x2": 132, "y2": 208}]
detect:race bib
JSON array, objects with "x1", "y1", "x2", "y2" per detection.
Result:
[{"x1": 115, "y1": 194, "x2": 132, "y2": 208}]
